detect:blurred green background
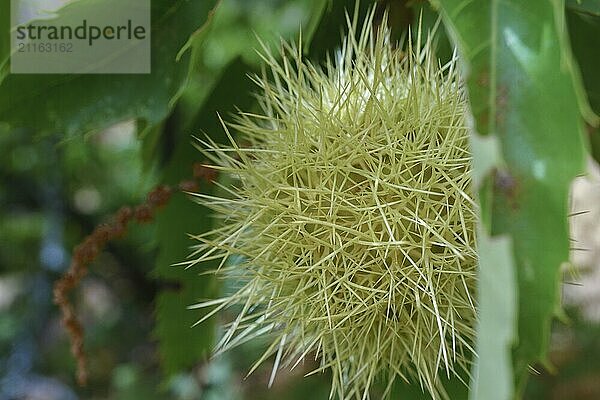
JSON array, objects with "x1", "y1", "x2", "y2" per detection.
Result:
[{"x1": 2, "y1": 0, "x2": 600, "y2": 399}]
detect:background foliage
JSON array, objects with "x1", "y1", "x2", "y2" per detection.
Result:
[{"x1": 1, "y1": 0, "x2": 599, "y2": 399}]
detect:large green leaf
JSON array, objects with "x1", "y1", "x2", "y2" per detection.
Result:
[
  {"x1": 463, "y1": 134, "x2": 517, "y2": 400},
  {"x1": 0, "y1": 0, "x2": 218, "y2": 137},
  {"x1": 152, "y1": 58, "x2": 256, "y2": 374},
  {"x1": 469, "y1": 226, "x2": 516, "y2": 400},
  {"x1": 434, "y1": 0, "x2": 588, "y2": 395}
]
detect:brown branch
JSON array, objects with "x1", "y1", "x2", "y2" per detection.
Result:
[{"x1": 53, "y1": 163, "x2": 215, "y2": 386}]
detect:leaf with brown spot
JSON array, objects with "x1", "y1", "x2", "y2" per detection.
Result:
[{"x1": 435, "y1": 0, "x2": 589, "y2": 397}]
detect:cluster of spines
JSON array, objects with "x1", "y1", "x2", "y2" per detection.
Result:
[{"x1": 189, "y1": 10, "x2": 477, "y2": 400}]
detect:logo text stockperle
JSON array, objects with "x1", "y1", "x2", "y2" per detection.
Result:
[{"x1": 16, "y1": 19, "x2": 147, "y2": 46}]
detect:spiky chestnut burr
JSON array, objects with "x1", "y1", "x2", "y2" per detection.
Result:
[{"x1": 188, "y1": 10, "x2": 477, "y2": 400}]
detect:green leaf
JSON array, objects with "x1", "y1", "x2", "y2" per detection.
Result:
[
  {"x1": 469, "y1": 227, "x2": 516, "y2": 400},
  {"x1": 152, "y1": 58, "x2": 256, "y2": 375},
  {"x1": 468, "y1": 134, "x2": 517, "y2": 400},
  {"x1": 434, "y1": 0, "x2": 588, "y2": 394},
  {"x1": 0, "y1": 0, "x2": 218, "y2": 136}
]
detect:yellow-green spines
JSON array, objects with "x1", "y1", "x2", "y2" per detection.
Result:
[{"x1": 190, "y1": 12, "x2": 477, "y2": 400}]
